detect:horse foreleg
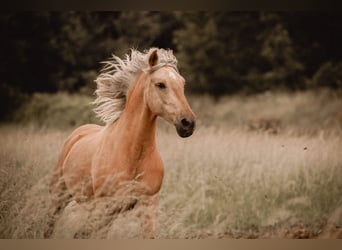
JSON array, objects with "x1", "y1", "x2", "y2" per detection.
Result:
[{"x1": 140, "y1": 193, "x2": 159, "y2": 239}]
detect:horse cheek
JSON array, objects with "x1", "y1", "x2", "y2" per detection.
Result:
[{"x1": 146, "y1": 89, "x2": 162, "y2": 116}]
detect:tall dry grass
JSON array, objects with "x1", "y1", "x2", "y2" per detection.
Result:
[
  {"x1": 1, "y1": 90, "x2": 342, "y2": 238},
  {"x1": 157, "y1": 127, "x2": 342, "y2": 238},
  {"x1": 0, "y1": 125, "x2": 68, "y2": 238}
]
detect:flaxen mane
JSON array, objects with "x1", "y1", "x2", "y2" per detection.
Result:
[{"x1": 93, "y1": 48, "x2": 178, "y2": 124}]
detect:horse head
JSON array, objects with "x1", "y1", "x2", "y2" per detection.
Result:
[{"x1": 143, "y1": 49, "x2": 196, "y2": 138}]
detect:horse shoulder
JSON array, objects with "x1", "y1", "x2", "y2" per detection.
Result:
[{"x1": 50, "y1": 124, "x2": 102, "y2": 194}]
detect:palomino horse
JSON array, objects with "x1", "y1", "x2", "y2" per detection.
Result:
[{"x1": 45, "y1": 48, "x2": 195, "y2": 238}]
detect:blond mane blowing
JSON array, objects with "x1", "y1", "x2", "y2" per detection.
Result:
[{"x1": 93, "y1": 48, "x2": 178, "y2": 124}]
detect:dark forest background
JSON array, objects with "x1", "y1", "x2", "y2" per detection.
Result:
[{"x1": 1, "y1": 12, "x2": 342, "y2": 122}]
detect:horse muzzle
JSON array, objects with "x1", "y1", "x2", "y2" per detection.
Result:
[{"x1": 175, "y1": 117, "x2": 196, "y2": 138}]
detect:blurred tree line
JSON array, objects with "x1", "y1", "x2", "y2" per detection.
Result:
[{"x1": 1, "y1": 11, "x2": 342, "y2": 120}]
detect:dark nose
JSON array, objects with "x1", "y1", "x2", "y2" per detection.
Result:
[
  {"x1": 181, "y1": 118, "x2": 195, "y2": 130},
  {"x1": 176, "y1": 117, "x2": 196, "y2": 138}
]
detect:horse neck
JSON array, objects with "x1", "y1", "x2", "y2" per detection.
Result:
[{"x1": 106, "y1": 72, "x2": 157, "y2": 157}]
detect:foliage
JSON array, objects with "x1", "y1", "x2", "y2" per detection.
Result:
[
  {"x1": 258, "y1": 18, "x2": 305, "y2": 90},
  {"x1": 0, "y1": 83, "x2": 27, "y2": 120},
  {"x1": 1, "y1": 12, "x2": 342, "y2": 120},
  {"x1": 174, "y1": 12, "x2": 306, "y2": 97},
  {"x1": 311, "y1": 61, "x2": 342, "y2": 89},
  {"x1": 0, "y1": 12, "x2": 179, "y2": 121},
  {"x1": 174, "y1": 12, "x2": 258, "y2": 96},
  {"x1": 13, "y1": 92, "x2": 101, "y2": 129}
]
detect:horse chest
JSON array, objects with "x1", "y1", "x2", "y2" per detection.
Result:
[
  {"x1": 91, "y1": 150, "x2": 164, "y2": 197},
  {"x1": 135, "y1": 155, "x2": 164, "y2": 195}
]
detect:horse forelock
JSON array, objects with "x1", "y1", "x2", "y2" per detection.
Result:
[
  {"x1": 146, "y1": 61, "x2": 179, "y2": 74},
  {"x1": 93, "y1": 48, "x2": 178, "y2": 124}
]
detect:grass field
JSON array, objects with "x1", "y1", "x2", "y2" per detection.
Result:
[{"x1": 1, "y1": 90, "x2": 342, "y2": 238}]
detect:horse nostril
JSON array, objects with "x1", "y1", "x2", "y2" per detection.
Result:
[
  {"x1": 181, "y1": 118, "x2": 195, "y2": 130},
  {"x1": 181, "y1": 118, "x2": 190, "y2": 127},
  {"x1": 177, "y1": 118, "x2": 195, "y2": 137}
]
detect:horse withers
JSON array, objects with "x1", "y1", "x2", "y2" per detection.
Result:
[{"x1": 45, "y1": 48, "x2": 195, "y2": 238}]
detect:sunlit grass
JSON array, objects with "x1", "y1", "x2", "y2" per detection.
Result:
[
  {"x1": 157, "y1": 127, "x2": 342, "y2": 238},
  {"x1": 0, "y1": 125, "x2": 67, "y2": 238},
  {"x1": 188, "y1": 89, "x2": 342, "y2": 136},
  {"x1": 1, "y1": 90, "x2": 342, "y2": 238}
]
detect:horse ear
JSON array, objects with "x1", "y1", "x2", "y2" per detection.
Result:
[{"x1": 148, "y1": 49, "x2": 158, "y2": 67}]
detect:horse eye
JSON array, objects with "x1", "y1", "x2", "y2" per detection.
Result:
[{"x1": 155, "y1": 82, "x2": 166, "y2": 89}]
